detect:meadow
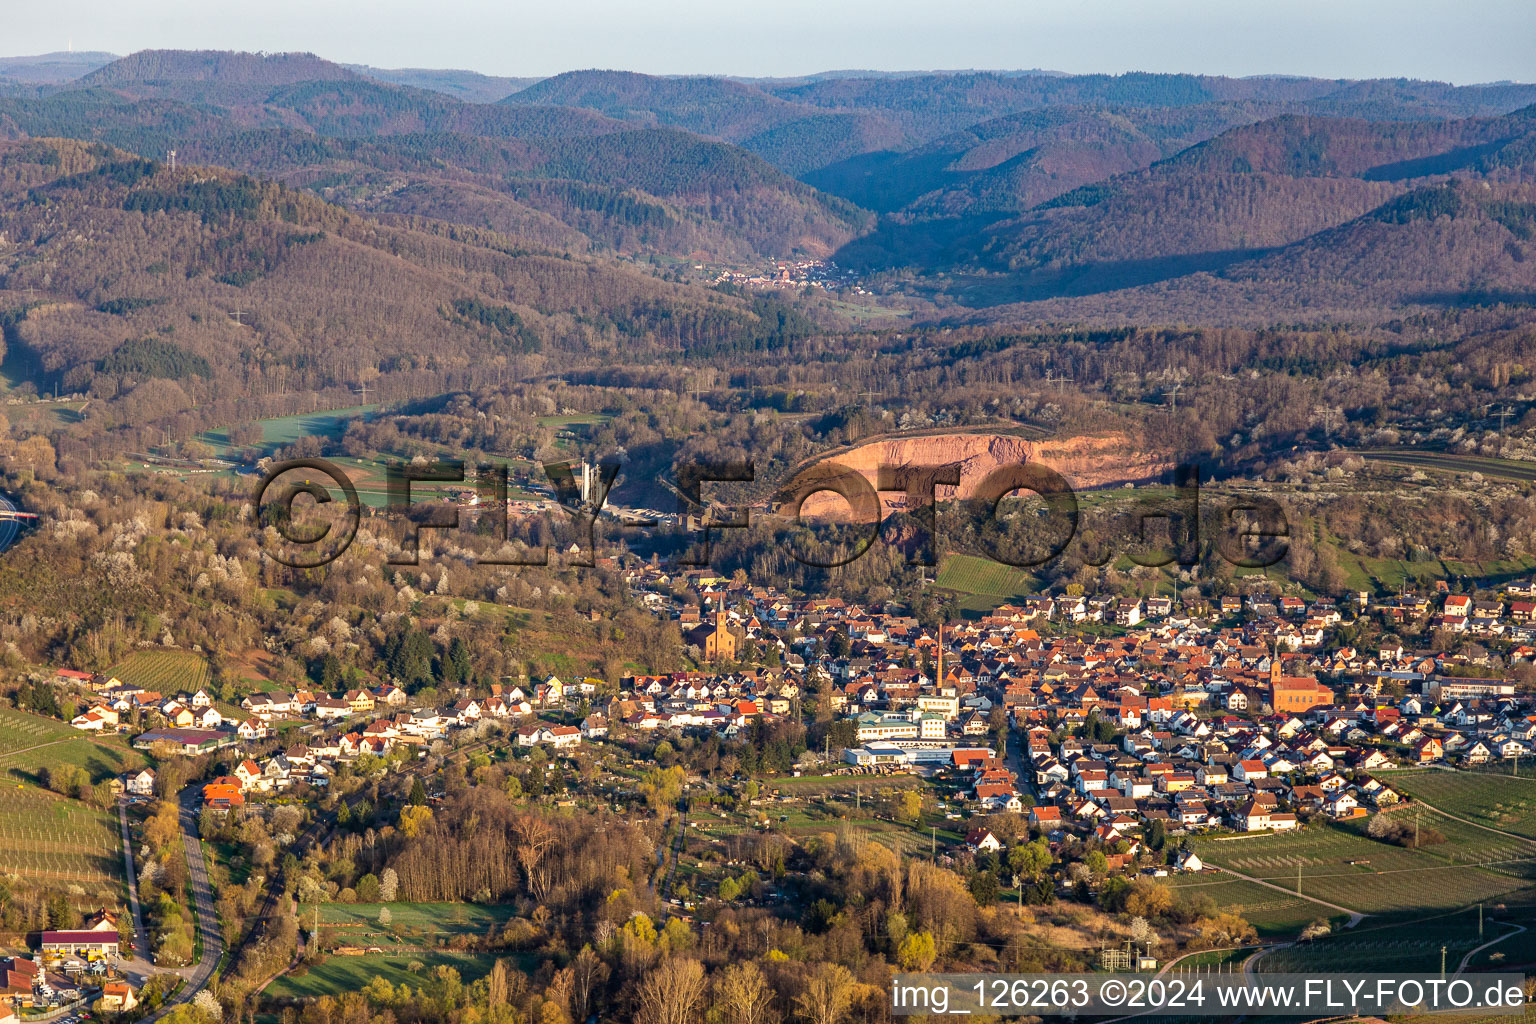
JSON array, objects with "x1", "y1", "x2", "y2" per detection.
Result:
[
  {"x1": 197, "y1": 404, "x2": 379, "y2": 455},
  {"x1": 265, "y1": 952, "x2": 504, "y2": 1000},
  {"x1": 300, "y1": 901, "x2": 521, "y2": 949}
]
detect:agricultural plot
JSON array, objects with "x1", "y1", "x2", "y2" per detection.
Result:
[
  {"x1": 1406, "y1": 813, "x2": 1536, "y2": 877},
  {"x1": 0, "y1": 706, "x2": 76, "y2": 755},
  {"x1": 1393, "y1": 771, "x2": 1536, "y2": 840},
  {"x1": 1164, "y1": 874, "x2": 1324, "y2": 935},
  {"x1": 109, "y1": 649, "x2": 212, "y2": 695},
  {"x1": 1173, "y1": 946, "x2": 1256, "y2": 970},
  {"x1": 265, "y1": 952, "x2": 503, "y2": 1000},
  {"x1": 687, "y1": 811, "x2": 747, "y2": 839},
  {"x1": 301, "y1": 902, "x2": 520, "y2": 948},
  {"x1": 0, "y1": 708, "x2": 142, "y2": 786},
  {"x1": 935, "y1": 553, "x2": 1038, "y2": 602},
  {"x1": 1191, "y1": 822, "x2": 1535, "y2": 913},
  {"x1": 2, "y1": 734, "x2": 144, "y2": 787},
  {"x1": 0, "y1": 786, "x2": 122, "y2": 891},
  {"x1": 1259, "y1": 907, "x2": 1503, "y2": 974},
  {"x1": 767, "y1": 774, "x2": 922, "y2": 796}
]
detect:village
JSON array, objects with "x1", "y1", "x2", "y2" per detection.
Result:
[
  {"x1": 47, "y1": 563, "x2": 1536, "y2": 835},
  {"x1": 7, "y1": 559, "x2": 1536, "y2": 1021}
]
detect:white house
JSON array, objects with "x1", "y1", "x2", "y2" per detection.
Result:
[
  {"x1": 965, "y1": 828, "x2": 1004, "y2": 853},
  {"x1": 125, "y1": 768, "x2": 156, "y2": 796}
]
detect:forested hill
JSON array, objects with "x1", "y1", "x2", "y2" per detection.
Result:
[
  {"x1": 0, "y1": 52, "x2": 871, "y2": 261},
  {"x1": 502, "y1": 69, "x2": 910, "y2": 176},
  {"x1": 0, "y1": 52, "x2": 118, "y2": 86},
  {"x1": 768, "y1": 72, "x2": 1536, "y2": 126},
  {"x1": 804, "y1": 103, "x2": 1288, "y2": 214},
  {"x1": 1151, "y1": 107, "x2": 1536, "y2": 180},
  {"x1": 822, "y1": 100, "x2": 1536, "y2": 322},
  {"x1": 923, "y1": 178, "x2": 1536, "y2": 326},
  {"x1": 0, "y1": 138, "x2": 790, "y2": 451},
  {"x1": 344, "y1": 65, "x2": 538, "y2": 104},
  {"x1": 5, "y1": 50, "x2": 1536, "y2": 323},
  {"x1": 505, "y1": 70, "x2": 822, "y2": 141},
  {"x1": 78, "y1": 49, "x2": 363, "y2": 101}
]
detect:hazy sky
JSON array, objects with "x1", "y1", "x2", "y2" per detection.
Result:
[{"x1": 10, "y1": 0, "x2": 1534, "y2": 83}]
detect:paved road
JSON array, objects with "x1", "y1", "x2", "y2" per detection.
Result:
[
  {"x1": 135, "y1": 786, "x2": 223, "y2": 1024},
  {"x1": 115, "y1": 798, "x2": 154, "y2": 975},
  {"x1": 1242, "y1": 939, "x2": 1291, "y2": 980},
  {"x1": 1004, "y1": 727, "x2": 1037, "y2": 803},
  {"x1": 0, "y1": 493, "x2": 22, "y2": 551},
  {"x1": 1456, "y1": 922, "x2": 1528, "y2": 975}
]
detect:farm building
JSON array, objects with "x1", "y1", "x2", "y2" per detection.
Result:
[{"x1": 131, "y1": 728, "x2": 230, "y2": 753}]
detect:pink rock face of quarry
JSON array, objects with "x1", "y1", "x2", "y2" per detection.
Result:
[{"x1": 788, "y1": 432, "x2": 1175, "y2": 520}]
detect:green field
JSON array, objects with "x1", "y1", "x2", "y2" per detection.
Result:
[
  {"x1": 1330, "y1": 550, "x2": 1536, "y2": 596},
  {"x1": 300, "y1": 902, "x2": 522, "y2": 948},
  {"x1": 197, "y1": 404, "x2": 380, "y2": 454},
  {"x1": 0, "y1": 707, "x2": 143, "y2": 786},
  {"x1": 109, "y1": 649, "x2": 213, "y2": 695},
  {"x1": 308, "y1": 455, "x2": 518, "y2": 510},
  {"x1": 935, "y1": 553, "x2": 1039, "y2": 606},
  {"x1": 1393, "y1": 771, "x2": 1536, "y2": 839},
  {"x1": 0, "y1": 705, "x2": 76, "y2": 755},
  {"x1": 1191, "y1": 819, "x2": 1536, "y2": 914},
  {"x1": 536, "y1": 413, "x2": 610, "y2": 429},
  {"x1": 1165, "y1": 873, "x2": 1330, "y2": 935},
  {"x1": 265, "y1": 952, "x2": 503, "y2": 1000}
]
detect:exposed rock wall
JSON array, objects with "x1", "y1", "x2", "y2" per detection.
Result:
[{"x1": 787, "y1": 432, "x2": 1174, "y2": 519}]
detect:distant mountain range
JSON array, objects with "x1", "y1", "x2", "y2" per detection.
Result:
[
  {"x1": 0, "y1": 51, "x2": 119, "y2": 84},
  {"x1": 0, "y1": 51, "x2": 871, "y2": 261},
  {"x1": 887, "y1": 106, "x2": 1536, "y2": 321},
  {"x1": 0, "y1": 48, "x2": 1533, "y2": 322},
  {"x1": 0, "y1": 135, "x2": 785, "y2": 436}
]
